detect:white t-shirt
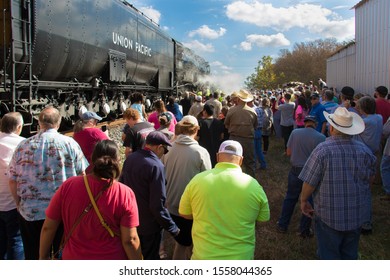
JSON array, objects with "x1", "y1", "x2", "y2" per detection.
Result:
[{"x1": 0, "y1": 132, "x2": 25, "y2": 211}]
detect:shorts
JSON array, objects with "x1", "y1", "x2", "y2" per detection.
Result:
[{"x1": 171, "y1": 214, "x2": 193, "y2": 246}]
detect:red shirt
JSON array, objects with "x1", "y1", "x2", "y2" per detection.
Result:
[
  {"x1": 46, "y1": 175, "x2": 139, "y2": 259},
  {"x1": 73, "y1": 127, "x2": 109, "y2": 172},
  {"x1": 376, "y1": 98, "x2": 390, "y2": 124}
]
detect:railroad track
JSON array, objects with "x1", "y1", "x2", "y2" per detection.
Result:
[{"x1": 63, "y1": 119, "x2": 127, "y2": 137}]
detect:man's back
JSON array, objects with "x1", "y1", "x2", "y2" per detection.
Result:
[
  {"x1": 163, "y1": 135, "x2": 211, "y2": 216},
  {"x1": 179, "y1": 162, "x2": 269, "y2": 259},
  {"x1": 299, "y1": 136, "x2": 376, "y2": 231},
  {"x1": 288, "y1": 128, "x2": 326, "y2": 167},
  {"x1": 0, "y1": 132, "x2": 25, "y2": 212},
  {"x1": 224, "y1": 104, "x2": 257, "y2": 138},
  {"x1": 8, "y1": 129, "x2": 87, "y2": 221}
]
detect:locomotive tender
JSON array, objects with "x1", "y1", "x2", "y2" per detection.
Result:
[{"x1": 0, "y1": 0, "x2": 209, "y2": 133}]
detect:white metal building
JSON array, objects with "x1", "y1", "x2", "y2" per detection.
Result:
[{"x1": 326, "y1": 0, "x2": 390, "y2": 94}]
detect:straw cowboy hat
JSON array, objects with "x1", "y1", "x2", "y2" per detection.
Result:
[
  {"x1": 323, "y1": 107, "x2": 365, "y2": 135},
  {"x1": 236, "y1": 89, "x2": 254, "y2": 102}
]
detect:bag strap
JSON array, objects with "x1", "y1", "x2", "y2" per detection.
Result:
[{"x1": 83, "y1": 175, "x2": 115, "y2": 238}]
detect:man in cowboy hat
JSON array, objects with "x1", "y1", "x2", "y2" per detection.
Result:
[
  {"x1": 299, "y1": 107, "x2": 376, "y2": 259},
  {"x1": 224, "y1": 89, "x2": 258, "y2": 178}
]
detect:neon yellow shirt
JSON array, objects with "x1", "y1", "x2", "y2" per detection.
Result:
[{"x1": 179, "y1": 162, "x2": 270, "y2": 260}]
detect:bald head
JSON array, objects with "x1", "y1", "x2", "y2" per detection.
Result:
[{"x1": 38, "y1": 106, "x2": 61, "y2": 130}]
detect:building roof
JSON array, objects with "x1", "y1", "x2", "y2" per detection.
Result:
[{"x1": 353, "y1": 0, "x2": 370, "y2": 9}]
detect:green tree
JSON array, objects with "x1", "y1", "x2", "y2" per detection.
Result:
[{"x1": 245, "y1": 55, "x2": 277, "y2": 90}]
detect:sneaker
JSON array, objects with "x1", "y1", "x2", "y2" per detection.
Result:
[
  {"x1": 276, "y1": 223, "x2": 287, "y2": 233},
  {"x1": 361, "y1": 222, "x2": 372, "y2": 235}
]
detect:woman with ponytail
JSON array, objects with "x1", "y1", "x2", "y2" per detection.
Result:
[{"x1": 39, "y1": 140, "x2": 142, "y2": 260}]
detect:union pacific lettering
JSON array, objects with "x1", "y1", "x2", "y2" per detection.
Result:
[{"x1": 112, "y1": 32, "x2": 152, "y2": 57}]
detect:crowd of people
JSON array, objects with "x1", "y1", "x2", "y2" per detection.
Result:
[{"x1": 0, "y1": 80, "x2": 389, "y2": 260}]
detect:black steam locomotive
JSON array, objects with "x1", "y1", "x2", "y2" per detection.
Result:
[{"x1": 0, "y1": 0, "x2": 209, "y2": 133}]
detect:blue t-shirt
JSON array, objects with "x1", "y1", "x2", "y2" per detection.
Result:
[{"x1": 310, "y1": 103, "x2": 326, "y2": 132}]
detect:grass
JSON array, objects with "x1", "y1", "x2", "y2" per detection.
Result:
[{"x1": 162, "y1": 134, "x2": 390, "y2": 260}]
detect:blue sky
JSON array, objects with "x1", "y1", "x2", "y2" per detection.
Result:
[{"x1": 130, "y1": 0, "x2": 358, "y2": 92}]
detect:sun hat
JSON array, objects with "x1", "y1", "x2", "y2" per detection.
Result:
[
  {"x1": 178, "y1": 115, "x2": 199, "y2": 127},
  {"x1": 81, "y1": 111, "x2": 102, "y2": 121},
  {"x1": 236, "y1": 89, "x2": 254, "y2": 102},
  {"x1": 145, "y1": 131, "x2": 172, "y2": 147},
  {"x1": 218, "y1": 140, "x2": 243, "y2": 157},
  {"x1": 323, "y1": 107, "x2": 365, "y2": 135}
]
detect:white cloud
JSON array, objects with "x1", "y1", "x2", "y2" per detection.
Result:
[
  {"x1": 189, "y1": 25, "x2": 227, "y2": 39},
  {"x1": 240, "y1": 33, "x2": 290, "y2": 51},
  {"x1": 138, "y1": 6, "x2": 161, "y2": 24},
  {"x1": 211, "y1": 61, "x2": 233, "y2": 73},
  {"x1": 183, "y1": 40, "x2": 215, "y2": 53},
  {"x1": 226, "y1": 1, "x2": 355, "y2": 40}
]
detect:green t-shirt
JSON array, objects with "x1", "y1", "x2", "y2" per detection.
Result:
[{"x1": 179, "y1": 162, "x2": 270, "y2": 260}]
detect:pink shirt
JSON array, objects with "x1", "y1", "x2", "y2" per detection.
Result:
[
  {"x1": 148, "y1": 111, "x2": 177, "y2": 132},
  {"x1": 295, "y1": 105, "x2": 306, "y2": 127},
  {"x1": 46, "y1": 175, "x2": 139, "y2": 260},
  {"x1": 73, "y1": 127, "x2": 109, "y2": 173}
]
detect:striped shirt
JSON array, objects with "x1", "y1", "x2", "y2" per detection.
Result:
[{"x1": 299, "y1": 136, "x2": 376, "y2": 231}]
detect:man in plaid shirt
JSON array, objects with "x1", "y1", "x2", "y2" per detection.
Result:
[{"x1": 299, "y1": 107, "x2": 376, "y2": 260}]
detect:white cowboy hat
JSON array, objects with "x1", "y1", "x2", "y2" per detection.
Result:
[
  {"x1": 236, "y1": 89, "x2": 254, "y2": 102},
  {"x1": 323, "y1": 107, "x2": 365, "y2": 135}
]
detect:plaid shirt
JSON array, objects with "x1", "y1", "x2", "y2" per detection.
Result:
[
  {"x1": 299, "y1": 136, "x2": 376, "y2": 231},
  {"x1": 255, "y1": 107, "x2": 264, "y2": 130}
]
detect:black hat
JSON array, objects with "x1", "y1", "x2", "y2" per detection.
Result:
[
  {"x1": 145, "y1": 131, "x2": 172, "y2": 147},
  {"x1": 341, "y1": 86, "x2": 355, "y2": 99}
]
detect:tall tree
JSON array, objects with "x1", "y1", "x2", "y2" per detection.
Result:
[{"x1": 245, "y1": 55, "x2": 277, "y2": 90}]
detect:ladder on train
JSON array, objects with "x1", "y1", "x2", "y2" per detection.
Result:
[{"x1": 9, "y1": 0, "x2": 33, "y2": 127}]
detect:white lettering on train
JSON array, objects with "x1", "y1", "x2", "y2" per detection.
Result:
[{"x1": 112, "y1": 32, "x2": 152, "y2": 57}]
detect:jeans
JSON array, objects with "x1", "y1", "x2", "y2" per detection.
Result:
[
  {"x1": 254, "y1": 129, "x2": 266, "y2": 169},
  {"x1": 277, "y1": 167, "x2": 312, "y2": 234},
  {"x1": 139, "y1": 230, "x2": 163, "y2": 260},
  {"x1": 281, "y1": 125, "x2": 294, "y2": 149},
  {"x1": 381, "y1": 155, "x2": 390, "y2": 194},
  {"x1": 315, "y1": 217, "x2": 360, "y2": 260},
  {"x1": 0, "y1": 209, "x2": 24, "y2": 260}
]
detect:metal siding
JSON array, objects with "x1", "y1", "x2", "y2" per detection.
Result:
[
  {"x1": 327, "y1": 0, "x2": 389, "y2": 94},
  {"x1": 326, "y1": 45, "x2": 356, "y2": 92}
]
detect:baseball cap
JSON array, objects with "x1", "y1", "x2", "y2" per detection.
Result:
[
  {"x1": 218, "y1": 140, "x2": 243, "y2": 157},
  {"x1": 303, "y1": 115, "x2": 317, "y2": 123},
  {"x1": 158, "y1": 112, "x2": 172, "y2": 125},
  {"x1": 145, "y1": 131, "x2": 172, "y2": 147},
  {"x1": 311, "y1": 92, "x2": 320, "y2": 99},
  {"x1": 178, "y1": 115, "x2": 199, "y2": 127},
  {"x1": 81, "y1": 111, "x2": 102, "y2": 121}
]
